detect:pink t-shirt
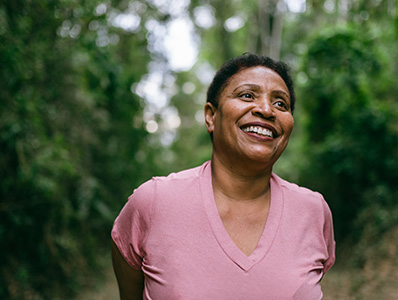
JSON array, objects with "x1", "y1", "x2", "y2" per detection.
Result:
[{"x1": 112, "y1": 161, "x2": 335, "y2": 299}]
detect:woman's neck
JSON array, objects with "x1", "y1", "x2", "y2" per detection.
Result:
[{"x1": 210, "y1": 154, "x2": 272, "y2": 202}]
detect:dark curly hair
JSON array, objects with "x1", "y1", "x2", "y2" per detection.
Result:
[{"x1": 206, "y1": 53, "x2": 296, "y2": 113}]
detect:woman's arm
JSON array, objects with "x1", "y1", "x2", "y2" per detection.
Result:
[{"x1": 112, "y1": 240, "x2": 145, "y2": 300}]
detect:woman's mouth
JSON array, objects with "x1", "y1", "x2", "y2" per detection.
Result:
[{"x1": 241, "y1": 126, "x2": 273, "y2": 138}]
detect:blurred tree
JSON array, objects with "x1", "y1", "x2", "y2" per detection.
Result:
[
  {"x1": 298, "y1": 25, "x2": 398, "y2": 255},
  {"x1": 0, "y1": 0, "x2": 157, "y2": 298},
  {"x1": 251, "y1": 0, "x2": 285, "y2": 59}
]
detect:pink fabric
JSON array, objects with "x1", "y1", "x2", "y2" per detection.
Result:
[{"x1": 112, "y1": 161, "x2": 335, "y2": 299}]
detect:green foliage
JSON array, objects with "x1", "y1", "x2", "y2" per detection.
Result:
[
  {"x1": 0, "y1": 0, "x2": 153, "y2": 298},
  {"x1": 298, "y1": 26, "x2": 398, "y2": 246}
]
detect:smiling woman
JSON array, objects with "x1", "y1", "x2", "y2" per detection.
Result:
[
  {"x1": 111, "y1": 53, "x2": 335, "y2": 300},
  {"x1": 205, "y1": 66, "x2": 294, "y2": 171}
]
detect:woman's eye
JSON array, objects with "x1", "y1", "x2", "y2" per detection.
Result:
[
  {"x1": 240, "y1": 93, "x2": 254, "y2": 100},
  {"x1": 274, "y1": 100, "x2": 287, "y2": 110}
]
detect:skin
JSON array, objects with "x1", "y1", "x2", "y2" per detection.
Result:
[
  {"x1": 112, "y1": 240, "x2": 144, "y2": 299},
  {"x1": 112, "y1": 66, "x2": 295, "y2": 297},
  {"x1": 204, "y1": 66, "x2": 294, "y2": 256}
]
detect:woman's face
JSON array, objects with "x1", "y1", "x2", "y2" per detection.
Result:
[{"x1": 205, "y1": 66, "x2": 294, "y2": 167}]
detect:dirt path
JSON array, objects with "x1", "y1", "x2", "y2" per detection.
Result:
[{"x1": 75, "y1": 261, "x2": 119, "y2": 300}]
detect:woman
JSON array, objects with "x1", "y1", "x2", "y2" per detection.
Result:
[{"x1": 111, "y1": 53, "x2": 335, "y2": 299}]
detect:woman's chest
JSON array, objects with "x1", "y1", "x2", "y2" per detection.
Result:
[{"x1": 141, "y1": 212, "x2": 326, "y2": 300}]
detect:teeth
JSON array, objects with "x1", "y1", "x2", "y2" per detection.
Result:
[{"x1": 243, "y1": 126, "x2": 273, "y2": 137}]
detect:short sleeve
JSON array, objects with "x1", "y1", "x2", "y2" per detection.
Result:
[
  {"x1": 111, "y1": 179, "x2": 155, "y2": 270},
  {"x1": 321, "y1": 198, "x2": 336, "y2": 274}
]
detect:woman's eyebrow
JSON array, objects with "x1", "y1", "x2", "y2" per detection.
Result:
[
  {"x1": 273, "y1": 89, "x2": 290, "y2": 99},
  {"x1": 232, "y1": 84, "x2": 290, "y2": 98},
  {"x1": 232, "y1": 84, "x2": 262, "y2": 93}
]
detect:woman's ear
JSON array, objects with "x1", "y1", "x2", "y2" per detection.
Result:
[{"x1": 204, "y1": 102, "x2": 217, "y2": 134}]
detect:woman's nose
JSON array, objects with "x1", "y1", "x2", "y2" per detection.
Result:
[{"x1": 252, "y1": 98, "x2": 276, "y2": 119}]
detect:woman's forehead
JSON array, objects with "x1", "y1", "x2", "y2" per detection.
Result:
[{"x1": 226, "y1": 66, "x2": 289, "y2": 91}]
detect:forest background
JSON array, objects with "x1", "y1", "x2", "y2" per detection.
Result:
[{"x1": 1, "y1": 0, "x2": 397, "y2": 299}]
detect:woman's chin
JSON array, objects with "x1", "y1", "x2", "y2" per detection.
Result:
[{"x1": 242, "y1": 147, "x2": 281, "y2": 164}]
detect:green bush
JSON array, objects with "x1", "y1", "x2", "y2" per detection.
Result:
[{"x1": 298, "y1": 26, "x2": 398, "y2": 247}]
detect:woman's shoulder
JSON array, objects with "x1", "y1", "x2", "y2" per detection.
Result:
[
  {"x1": 272, "y1": 173, "x2": 321, "y2": 196},
  {"x1": 125, "y1": 161, "x2": 209, "y2": 218},
  {"x1": 271, "y1": 173, "x2": 333, "y2": 221},
  {"x1": 153, "y1": 161, "x2": 210, "y2": 183},
  {"x1": 132, "y1": 161, "x2": 210, "y2": 198},
  {"x1": 271, "y1": 173, "x2": 330, "y2": 209}
]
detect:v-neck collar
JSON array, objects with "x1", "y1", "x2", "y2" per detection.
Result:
[{"x1": 199, "y1": 161, "x2": 284, "y2": 271}]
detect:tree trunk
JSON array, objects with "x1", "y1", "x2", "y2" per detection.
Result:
[{"x1": 249, "y1": 0, "x2": 284, "y2": 60}]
